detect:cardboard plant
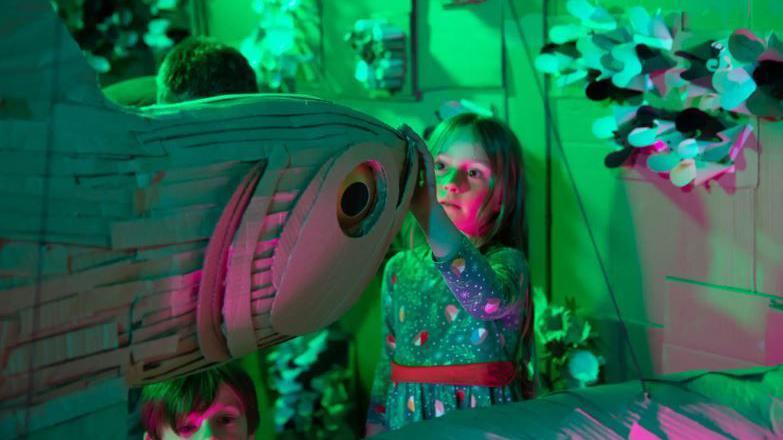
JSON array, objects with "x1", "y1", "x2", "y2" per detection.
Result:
[
  {"x1": 598, "y1": 106, "x2": 753, "y2": 188},
  {"x1": 537, "y1": 0, "x2": 782, "y2": 188},
  {"x1": 52, "y1": 0, "x2": 183, "y2": 74},
  {"x1": 0, "y1": 1, "x2": 418, "y2": 437},
  {"x1": 344, "y1": 19, "x2": 407, "y2": 93},
  {"x1": 534, "y1": 290, "x2": 603, "y2": 391},
  {"x1": 267, "y1": 327, "x2": 358, "y2": 439},
  {"x1": 239, "y1": 0, "x2": 320, "y2": 92}
]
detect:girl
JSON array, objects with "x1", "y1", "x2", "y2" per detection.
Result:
[{"x1": 366, "y1": 113, "x2": 533, "y2": 435}]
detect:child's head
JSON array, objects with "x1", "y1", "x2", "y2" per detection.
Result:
[
  {"x1": 140, "y1": 363, "x2": 259, "y2": 440},
  {"x1": 156, "y1": 37, "x2": 258, "y2": 104},
  {"x1": 428, "y1": 112, "x2": 526, "y2": 251}
]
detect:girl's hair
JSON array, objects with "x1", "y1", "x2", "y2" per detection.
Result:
[
  {"x1": 393, "y1": 113, "x2": 527, "y2": 256},
  {"x1": 140, "y1": 363, "x2": 259, "y2": 439}
]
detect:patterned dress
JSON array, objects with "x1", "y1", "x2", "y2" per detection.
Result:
[{"x1": 367, "y1": 235, "x2": 529, "y2": 431}]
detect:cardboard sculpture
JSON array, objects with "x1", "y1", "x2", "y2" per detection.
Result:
[
  {"x1": 534, "y1": 0, "x2": 770, "y2": 188},
  {"x1": 345, "y1": 19, "x2": 407, "y2": 93},
  {"x1": 0, "y1": 1, "x2": 417, "y2": 436}
]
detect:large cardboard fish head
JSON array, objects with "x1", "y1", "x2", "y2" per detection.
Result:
[{"x1": 0, "y1": 1, "x2": 417, "y2": 432}]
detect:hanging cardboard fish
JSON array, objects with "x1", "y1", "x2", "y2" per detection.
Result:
[{"x1": 0, "y1": 1, "x2": 417, "y2": 437}]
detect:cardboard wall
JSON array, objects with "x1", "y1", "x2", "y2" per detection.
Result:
[{"x1": 545, "y1": 0, "x2": 783, "y2": 382}]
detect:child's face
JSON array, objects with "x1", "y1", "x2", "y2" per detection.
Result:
[
  {"x1": 434, "y1": 130, "x2": 498, "y2": 237},
  {"x1": 153, "y1": 384, "x2": 252, "y2": 440}
]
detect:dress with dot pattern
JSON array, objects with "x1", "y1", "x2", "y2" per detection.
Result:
[{"x1": 367, "y1": 235, "x2": 529, "y2": 431}]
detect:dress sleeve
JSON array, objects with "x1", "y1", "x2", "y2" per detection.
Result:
[
  {"x1": 433, "y1": 235, "x2": 528, "y2": 321},
  {"x1": 366, "y1": 253, "x2": 401, "y2": 428}
]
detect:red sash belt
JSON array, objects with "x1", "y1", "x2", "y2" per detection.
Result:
[{"x1": 391, "y1": 361, "x2": 516, "y2": 387}]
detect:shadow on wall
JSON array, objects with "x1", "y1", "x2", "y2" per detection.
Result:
[
  {"x1": 550, "y1": 142, "x2": 654, "y2": 385},
  {"x1": 601, "y1": 177, "x2": 654, "y2": 383}
]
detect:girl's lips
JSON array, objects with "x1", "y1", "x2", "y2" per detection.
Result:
[{"x1": 440, "y1": 201, "x2": 460, "y2": 209}]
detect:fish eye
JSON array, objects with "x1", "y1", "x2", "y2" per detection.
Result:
[{"x1": 338, "y1": 162, "x2": 380, "y2": 237}]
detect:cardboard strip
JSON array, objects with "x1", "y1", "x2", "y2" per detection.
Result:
[
  {"x1": 252, "y1": 257, "x2": 274, "y2": 273},
  {"x1": 152, "y1": 161, "x2": 248, "y2": 184},
  {"x1": 130, "y1": 334, "x2": 183, "y2": 364},
  {"x1": 224, "y1": 148, "x2": 289, "y2": 359},
  {"x1": 136, "y1": 350, "x2": 210, "y2": 383},
  {"x1": 14, "y1": 378, "x2": 127, "y2": 433},
  {"x1": 251, "y1": 285, "x2": 276, "y2": 301},
  {"x1": 1, "y1": 250, "x2": 203, "y2": 313},
  {"x1": 31, "y1": 368, "x2": 121, "y2": 407},
  {"x1": 69, "y1": 248, "x2": 135, "y2": 273},
  {"x1": 0, "y1": 348, "x2": 129, "y2": 401},
  {"x1": 4, "y1": 322, "x2": 118, "y2": 375},
  {"x1": 0, "y1": 194, "x2": 131, "y2": 219},
  {"x1": 132, "y1": 311, "x2": 195, "y2": 344},
  {"x1": 257, "y1": 212, "x2": 289, "y2": 243},
  {"x1": 254, "y1": 239, "x2": 279, "y2": 259},
  {"x1": 0, "y1": 151, "x2": 128, "y2": 177},
  {"x1": 197, "y1": 161, "x2": 266, "y2": 362},
  {"x1": 251, "y1": 271, "x2": 273, "y2": 289},
  {"x1": 251, "y1": 297, "x2": 274, "y2": 315},
  {"x1": 136, "y1": 102, "x2": 394, "y2": 144},
  {"x1": 15, "y1": 300, "x2": 130, "y2": 345},
  {"x1": 153, "y1": 174, "x2": 240, "y2": 210},
  {"x1": 159, "y1": 125, "x2": 368, "y2": 150},
  {"x1": 141, "y1": 284, "x2": 198, "y2": 316},
  {"x1": 110, "y1": 205, "x2": 221, "y2": 249}
]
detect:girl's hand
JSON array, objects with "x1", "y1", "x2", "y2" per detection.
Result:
[
  {"x1": 399, "y1": 125, "x2": 437, "y2": 225},
  {"x1": 398, "y1": 125, "x2": 462, "y2": 258}
]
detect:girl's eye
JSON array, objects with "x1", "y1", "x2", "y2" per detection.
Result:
[
  {"x1": 217, "y1": 415, "x2": 237, "y2": 426},
  {"x1": 433, "y1": 161, "x2": 445, "y2": 171},
  {"x1": 467, "y1": 169, "x2": 483, "y2": 178}
]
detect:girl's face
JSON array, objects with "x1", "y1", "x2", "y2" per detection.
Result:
[{"x1": 434, "y1": 130, "x2": 499, "y2": 237}]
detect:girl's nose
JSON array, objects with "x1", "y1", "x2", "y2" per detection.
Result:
[{"x1": 441, "y1": 170, "x2": 465, "y2": 193}]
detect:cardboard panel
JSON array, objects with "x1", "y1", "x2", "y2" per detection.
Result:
[
  {"x1": 552, "y1": 140, "x2": 659, "y2": 325},
  {"x1": 622, "y1": 183, "x2": 756, "y2": 291},
  {"x1": 664, "y1": 279, "x2": 774, "y2": 364},
  {"x1": 755, "y1": 119, "x2": 783, "y2": 307},
  {"x1": 322, "y1": 0, "x2": 415, "y2": 98},
  {"x1": 418, "y1": 0, "x2": 503, "y2": 89},
  {"x1": 662, "y1": 343, "x2": 758, "y2": 374}
]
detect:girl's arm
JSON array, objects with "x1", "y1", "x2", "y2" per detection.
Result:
[
  {"x1": 403, "y1": 125, "x2": 464, "y2": 260},
  {"x1": 434, "y1": 234, "x2": 528, "y2": 320},
  {"x1": 365, "y1": 255, "x2": 400, "y2": 435}
]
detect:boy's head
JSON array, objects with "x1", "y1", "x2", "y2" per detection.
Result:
[
  {"x1": 156, "y1": 37, "x2": 258, "y2": 104},
  {"x1": 141, "y1": 363, "x2": 259, "y2": 440}
]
